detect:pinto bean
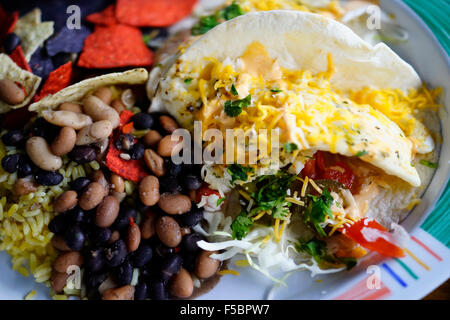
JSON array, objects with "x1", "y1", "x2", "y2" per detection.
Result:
[
  {"x1": 51, "y1": 235, "x2": 71, "y2": 251},
  {"x1": 127, "y1": 223, "x2": 141, "y2": 252},
  {"x1": 155, "y1": 216, "x2": 182, "y2": 248},
  {"x1": 144, "y1": 149, "x2": 165, "y2": 177},
  {"x1": 170, "y1": 268, "x2": 194, "y2": 298},
  {"x1": 75, "y1": 120, "x2": 113, "y2": 146},
  {"x1": 93, "y1": 87, "x2": 113, "y2": 105},
  {"x1": 58, "y1": 102, "x2": 83, "y2": 113},
  {"x1": 53, "y1": 251, "x2": 83, "y2": 273},
  {"x1": 195, "y1": 250, "x2": 220, "y2": 279},
  {"x1": 111, "y1": 174, "x2": 124, "y2": 193},
  {"x1": 111, "y1": 99, "x2": 126, "y2": 114},
  {"x1": 53, "y1": 190, "x2": 78, "y2": 213},
  {"x1": 51, "y1": 126, "x2": 77, "y2": 156},
  {"x1": 159, "y1": 115, "x2": 179, "y2": 133},
  {"x1": 26, "y1": 136, "x2": 62, "y2": 171},
  {"x1": 14, "y1": 177, "x2": 38, "y2": 196},
  {"x1": 42, "y1": 110, "x2": 93, "y2": 130},
  {"x1": 143, "y1": 130, "x2": 162, "y2": 148},
  {"x1": 51, "y1": 270, "x2": 69, "y2": 293},
  {"x1": 139, "y1": 175, "x2": 160, "y2": 206},
  {"x1": 157, "y1": 135, "x2": 182, "y2": 157},
  {"x1": 0, "y1": 79, "x2": 25, "y2": 105},
  {"x1": 90, "y1": 170, "x2": 109, "y2": 196},
  {"x1": 108, "y1": 230, "x2": 120, "y2": 244},
  {"x1": 83, "y1": 95, "x2": 120, "y2": 129},
  {"x1": 140, "y1": 210, "x2": 157, "y2": 239},
  {"x1": 157, "y1": 193, "x2": 191, "y2": 215},
  {"x1": 79, "y1": 182, "x2": 105, "y2": 210},
  {"x1": 96, "y1": 196, "x2": 120, "y2": 228},
  {"x1": 102, "y1": 285, "x2": 135, "y2": 300}
]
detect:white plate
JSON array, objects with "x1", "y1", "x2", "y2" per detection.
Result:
[{"x1": 0, "y1": 0, "x2": 448, "y2": 300}]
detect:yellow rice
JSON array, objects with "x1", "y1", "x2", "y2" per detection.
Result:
[{"x1": 0, "y1": 138, "x2": 90, "y2": 286}]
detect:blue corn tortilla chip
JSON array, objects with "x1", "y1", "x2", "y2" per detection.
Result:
[
  {"x1": 52, "y1": 52, "x2": 75, "y2": 69},
  {"x1": 46, "y1": 25, "x2": 91, "y2": 56},
  {"x1": 29, "y1": 46, "x2": 54, "y2": 80}
]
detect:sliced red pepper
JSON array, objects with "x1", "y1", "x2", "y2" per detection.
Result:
[
  {"x1": 340, "y1": 218, "x2": 405, "y2": 258},
  {"x1": 301, "y1": 158, "x2": 318, "y2": 180}
]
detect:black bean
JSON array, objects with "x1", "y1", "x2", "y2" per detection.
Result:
[
  {"x1": 1, "y1": 154, "x2": 20, "y2": 173},
  {"x1": 160, "y1": 254, "x2": 183, "y2": 282},
  {"x1": 3, "y1": 33, "x2": 21, "y2": 54},
  {"x1": 70, "y1": 177, "x2": 91, "y2": 193},
  {"x1": 112, "y1": 207, "x2": 137, "y2": 231},
  {"x1": 181, "y1": 252, "x2": 197, "y2": 272},
  {"x1": 181, "y1": 233, "x2": 204, "y2": 252},
  {"x1": 159, "y1": 175, "x2": 182, "y2": 193},
  {"x1": 182, "y1": 174, "x2": 202, "y2": 190},
  {"x1": 17, "y1": 156, "x2": 33, "y2": 178},
  {"x1": 68, "y1": 146, "x2": 96, "y2": 164},
  {"x1": 129, "y1": 142, "x2": 145, "y2": 160},
  {"x1": 64, "y1": 225, "x2": 85, "y2": 251},
  {"x1": 131, "y1": 113, "x2": 154, "y2": 130},
  {"x1": 85, "y1": 249, "x2": 104, "y2": 273},
  {"x1": 85, "y1": 271, "x2": 107, "y2": 290},
  {"x1": 48, "y1": 214, "x2": 67, "y2": 235},
  {"x1": 90, "y1": 227, "x2": 112, "y2": 246},
  {"x1": 1, "y1": 130, "x2": 24, "y2": 146},
  {"x1": 165, "y1": 161, "x2": 182, "y2": 177},
  {"x1": 130, "y1": 244, "x2": 153, "y2": 268},
  {"x1": 148, "y1": 279, "x2": 168, "y2": 300},
  {"x1": 114, "y1": 134, "x2": 134, "y2": 151},
  {"x1": 154, "y1": 242, "x2": 174, "y2": 258},
  {"x1": 32, "y1": 117, "x2": 60, "y2": 143},
  {"x1": 66, "y1": 207, "x2": 84, "y2": 223},
  {"x1": 134, "y1": 281, "x2": 148, "y2": 300},
  {"x1": 115, "y1": 260, "x2": 133, "y2": 286},
  {"x1": 34, "y1": 170, "x2": 63, "y2": 186},
  {"x1": 178, "y1": 206, "x2": 204, "y2": 227},
  {"x1": 104, "y1": 239, "x2": 128, "y2": 267}
]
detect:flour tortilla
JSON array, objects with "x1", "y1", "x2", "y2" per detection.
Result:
[
  {"x1": 29, "y1": 68, "x2": 148, "y2": 113},
  {"x1": 0, "y1": 54, "x2": 42, "y2": 113}
]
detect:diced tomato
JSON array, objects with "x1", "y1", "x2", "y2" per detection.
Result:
[
  {"x1": 301, "y1": 151, "x2": 356, "y2": 190},
  {"x1": 301, "y1": 158, "x2": 318, "y2": 179},
  {"x1": 340, "y1": 218, "x2": 405, "y2": 258},
  {"x1": 196, "y1": 185, "x2": 221, "y2": 203}
]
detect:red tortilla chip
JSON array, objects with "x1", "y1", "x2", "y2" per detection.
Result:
[
  {"x1": 86, "y1": 5, "x2": 118, "y2": 26},
  {"x1": 116, "y1": 0, "x2": 198, "y2": 27},
  {"x1": 9, "y1": 45, "x2": 32, "y2": 72},
  {"x1": 0, "y1": 6, "x2": 18, "y2": 43},
  {"x1": 106, "y1": 110, "x2": 148, "y2": 182},
  {"x1": 78, "y1": 24, "x2": 153, "y2": 68},
  {"x1": 34, "y1": 61, "x2": 73, "y2": 102}
]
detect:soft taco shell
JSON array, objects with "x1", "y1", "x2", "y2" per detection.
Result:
[{"x1": 29, "y1": 68, "x2": 148, "y2": 113}]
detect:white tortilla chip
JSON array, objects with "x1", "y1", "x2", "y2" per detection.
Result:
[
  {"x1": 29, "y1": 68, "x2": 149, "y2": 113},
  {"x1": 13, "y1": 9, "x2": 54, "y2": 61},
  {"x1": 0, "y1": 54, "x2": 42, "y2": 113}
]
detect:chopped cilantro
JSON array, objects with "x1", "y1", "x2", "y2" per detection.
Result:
[
  {"x1": 184, "y1": 78, "x2": 193, "y2": 84},
  {"x1": 227, "y1": 164, "x2": 254, "y2": 184},
  {"x1": 191, "y1": 15, "x2": 219, "y2": 35},
  {"x1": 231, "y1": 211, "x2": 253, "y2": 240},
  {"x1": 299, "y1": 239, "x2": 357, "y2": 270},
  {"x1": 217, "y1": 197, "x2": 226, "y2": 206},
  {"x1": 224, "y1": 95, "x2": 251, "y2": 117},
  {"x1": 304, "y1": 188, "x2": 334, "y2": 237},
  {"x1": 230, "y1": 84, "x2": 239, "y2": 96},
  {"x1": 419, "y1": 159, "x2": 438, "y2": 168},
  {"x1": 191, "y1": 3, "x2": 244, "y2": 35},
  {"x1": 356, "y1": 150, "x2": 368, "y2": 157},
  {"x1": 271, "y1": 88, "x2": 282, "y2": 93},
  {"x1": 284, "y1": 142, "x2": 298, "y2": 153},
  {"x1": 222, "y1": 2, "x2": 245, "y2": 20}
]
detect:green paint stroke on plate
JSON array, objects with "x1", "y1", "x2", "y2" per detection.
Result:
[
  {"x1": 395, "y1": 258, "x2": 419, "y2": 280},
  {"x1": 403, "y1": 0, "x2": 450, "y2": 247}
]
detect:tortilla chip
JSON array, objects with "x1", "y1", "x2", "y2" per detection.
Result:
[
  {"x1": 29, "y1": 68, "x2": 148, "y2": 113},
  {"x1": 0, "y1": 53, "x2": 42, "y2": 113},
  {"x1": 13, "y1": 8, "x2": 54, "y2": 61}
]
